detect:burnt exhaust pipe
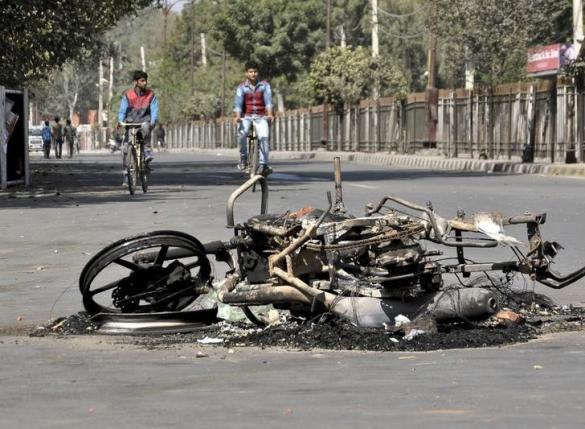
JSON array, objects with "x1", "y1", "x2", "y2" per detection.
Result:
[{"x1": 218, "y1": 273, "x2": 499, "y2": 328}]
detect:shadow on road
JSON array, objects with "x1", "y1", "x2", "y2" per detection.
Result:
[{"x1": 0, "y1": 154, "x2": 510, "y2": 209}]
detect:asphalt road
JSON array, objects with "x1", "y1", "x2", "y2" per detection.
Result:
[{"x1": 1, "y1": 151, "x2": 584, "y2": 428}]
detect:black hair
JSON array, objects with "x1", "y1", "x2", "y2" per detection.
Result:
[
  {"x1": 244, "y1": 61, "x2": 259, "y2": 71},
  {"x1": 44, "y1": 120, "x2": 49, "y2": 126},
  {"x1": 66, "y1": 119, "x2": 71, "y2": 125},
  {"x1": 132, "y1": 70, "x2": 148, "y2": 81},
  {"x1": 54, "y1": 116, "x2": 60, "y2": 122}
]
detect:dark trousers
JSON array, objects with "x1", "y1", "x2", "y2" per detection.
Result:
[
  {"x1": 43, "y1": 140, "x2": 51, "y2": 159},
  {"x1": 66, "y1": 140, "x2": 75, "y2": 158},
  {"x1": 54, "y1": 139, "x2": 63, "y2": 158}
]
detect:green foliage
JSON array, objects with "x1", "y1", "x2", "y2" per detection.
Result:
[
  {"x1": 211, "y1": 0, "x2": 325, "y2": 81},
  {"x1": 25, "y1": 0, "x2": 575, "y2": 125},
  {"x1": 308, "y1": 46, "x2": 408, "y2": 110},
  {"x1": 375, "y1": 0, "x2": 428, "y2": 91},
  {"x1": 370, "y1": 55, "x2": 409, "y2": 100},
  {"x1": 437, "y1": 0, "x2": 571, "y2": 86},
  {"x1": 0, "y1": 0, "x2": 156, "y2": 87},
  {"x1": 30, "y1": 7, "x2": 166, "y2": 123},
  {"x1": 180, "y1": 92, "x2": 221, "y2": 120},
  {"x1": 33, "y1": 60, "x2": 97, "y2": 120},
  {"x1": 561, "y1": 58, "x2": 585, "y2": 86},
  {"x1": 331, "y1": 0, "x2": 369, "y2": 47}
]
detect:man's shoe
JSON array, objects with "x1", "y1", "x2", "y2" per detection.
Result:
[
  {"x1": 237, "y1": 162, "x2": 250, "y2": 173},
  {"x1": 257, "y1": 165, "x2": 273, "y2": 176}
]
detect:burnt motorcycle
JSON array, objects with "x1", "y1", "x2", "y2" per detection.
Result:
[{"x1": 79, "y1": 158, "x2": 585, "y2": 328}]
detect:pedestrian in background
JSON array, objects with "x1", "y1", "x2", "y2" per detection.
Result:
[
  {"x1": 63, "y1": 119, "x2": 77, "y2": 158},
  {"x1": 155, "y1": 123, "x2": 165, "y2": 150},
  {"x1": 52, "y1": 116, "x2": 63, "y2": 159},
  {"x1": 41, "y1": 120, "x2": 52, "y2": 159}
]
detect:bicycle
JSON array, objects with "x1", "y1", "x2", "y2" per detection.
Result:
[
  {"x1": 120, "y1": 122, "x2": 149, "y2": 195},
  {"x1": 246, "y1": 121, "x2": 259, "y2": 181},
  {"x1": 238, "y1": 117, "x2": 272, "y2": 187}
]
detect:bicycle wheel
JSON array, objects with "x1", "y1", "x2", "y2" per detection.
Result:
[
  {"x1": 127, "y1": 147, "x2": 138, "y2": 195},
  {"x1": 139, "y1": 148, "x2": 148, "y2": 193},
  {"x1": 79, "y1": 230, "x2": 212, "y2": 315}
]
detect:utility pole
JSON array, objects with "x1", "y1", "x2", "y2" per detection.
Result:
[
  {"x1": 108, "y1": 56, "x2": 114, "y2": 123},
  {"x1": 371, "y1": 0, "x2": 379, "y2": 58},
  {"x1": 140, "y1": 46, "x2": 146, "y2": 71},
  {"x1": 221, "y1": 51, "x2": 226, "y2": 118},
  {"x1": 326, "y1": 0, "x2": 331, "y2": 48},
  {"x1": 115, "y1": 41, "x2": 122, "y2": 70},
  {"x1": 190, "y1": 1, "x2": 195, "y2": 94},
  {"x1": 200, "y1": 33, "x2": 207, "y2": 67},
  {"x1": 321, "y1": 0, "x2": 332, "y2": 148},
  {"x1": 371, "y1": 0, "x2": 380, "y2": 151},
  {"x1": 571, "y1": 0, "x2": 584, "y2": 163},
  {"x1": 371, "y1": 0, "x2": 379, "y2": 100},
  {"x1": 426, "y1": 0, "x2": 438, "y2": 148},
  {"x1": 426, "y1": 0, "x2": 437, "y2": 91},
  {"x1": 162, "y1": 0, "x2": 181, "y2": 47},
  {"x1": 98, "y1": 60, "x2": 103, "y2": 128},
  {"x1": 338, "y1": 25, "x2": 346, "y2": 48},
  {"x1": 574, "y1": 0, "x2": 584, "y2": 55}
]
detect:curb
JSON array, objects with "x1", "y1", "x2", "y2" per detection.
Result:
[
  {"x1": 31, "y1": 149, "x2": 585, "y2": 178},
  {"x1": 185, "y1": 148, "x2": 585, "y2": 178}
]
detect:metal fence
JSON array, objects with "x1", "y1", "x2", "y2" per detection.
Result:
[{"x1": 166, "y1": 80, "x2": 585, "y2": 163}]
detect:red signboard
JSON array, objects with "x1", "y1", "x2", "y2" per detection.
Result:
[{"x1": 526, "y1": 43, "x2": 576, "y2": 77}]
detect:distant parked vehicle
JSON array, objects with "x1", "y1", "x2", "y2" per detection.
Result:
[{"x1": 28, "y1": 125, "x2": 43, "y2": 152}]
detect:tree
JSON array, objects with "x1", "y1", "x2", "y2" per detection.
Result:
[
  {"x1": 331, "y1": 0, "x2": 369, "y2": 47},
  {"x1": 180, "y1": 91, "x2": 221, "y2": 120},
  {"x1": 33, "y1": 60, "x2": 97, "y2": 121},
  {"x1": 211, "y1": 0, "x2": 325, "y2": 81},
  {"x1": 29, "y1": 7, "x2": 168, "y2": 124},
  {"x1": 308, "y1": 46, "x2": 408, "y2": 111},
  {"x1": 374, "y1": 0, "x2": 428, "y2": 91},
  {"x1": 0, "y1": 0, "x2": 155, "y2": 87},
  {"x1": 437, "y1": 0, "x2": 570, "y2": 86}
]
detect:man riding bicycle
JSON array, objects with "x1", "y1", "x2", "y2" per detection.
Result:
[
  {"x1": 118, "y1": 70, "x2": 158, "y2": 185},
  {"x1": 233, "y1": 61, "x2": 274, "y2": 176}
]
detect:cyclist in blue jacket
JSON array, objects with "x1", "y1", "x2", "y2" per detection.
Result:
[
  {"x1": 117, "y1": 70, "x2": 158, "y2": 185},
  {"x1": 233, "y1": 61, "x2": 274, "y2": 176}
]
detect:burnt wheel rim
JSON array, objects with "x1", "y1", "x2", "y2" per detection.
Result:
[{"x1": 79, "y1": 231, "x2": 211, "y2": 315}]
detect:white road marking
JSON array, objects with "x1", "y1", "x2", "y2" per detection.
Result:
[{"x1": 347, "y1": 183, "x2": 378, "y2": 189}]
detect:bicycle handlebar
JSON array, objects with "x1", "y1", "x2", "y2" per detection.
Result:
[
  {"x1": 236, "y1": 116, "x2": 273, "y2": 123},
  {"x1": 118, "y1": 122, "x2": 147, "y2": 128}
]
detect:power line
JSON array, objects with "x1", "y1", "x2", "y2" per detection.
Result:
[
  {"x1": 206, "y1": 46, "x2": 226, "y2": 57},
  {"x1": 373, "y1": 2, "x2": 427, "y2": 39},
  {"x1": 377, "y1": 4, "x2": 424, "y2": 19},
  {"x1": 377, "y1": 26, "x2": 427, "y2": 39}
]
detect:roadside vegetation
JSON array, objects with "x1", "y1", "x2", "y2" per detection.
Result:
[{"x1": 1, "y1": 0, "x2": 573, "y2": 123}]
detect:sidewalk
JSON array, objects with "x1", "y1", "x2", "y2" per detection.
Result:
[{"x1": 178, "y1": 148, "x2": 585, "y2": 178}]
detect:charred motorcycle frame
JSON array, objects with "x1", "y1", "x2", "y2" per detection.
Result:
[{"x1": 79, "y1": 159, "x2": 585, "y2": 328}]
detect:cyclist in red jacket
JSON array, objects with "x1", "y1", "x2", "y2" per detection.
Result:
[
  {"x1": 233, "y1": 61, "x2": 274, "y2": 176},
  {"x1": 117, "y1": 70, "x2": 159, "y2": 185}
]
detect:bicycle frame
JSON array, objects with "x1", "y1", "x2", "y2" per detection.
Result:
[
  {"x1": 244, "y1": 121, "x2": 258, "y2": 179},
  {"x1": 120, "y1": 122, "x2": 148, "y2": 194},
  {"x1": 239, "y1": 116, "x2": 271, "y2": 178}
]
